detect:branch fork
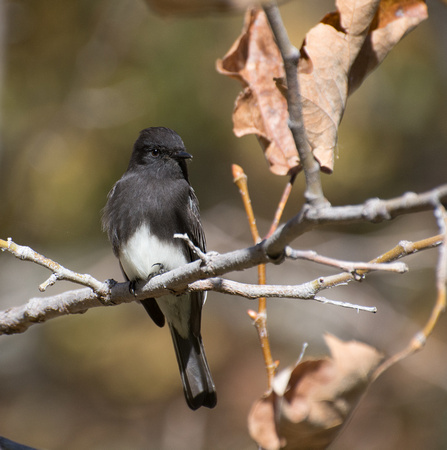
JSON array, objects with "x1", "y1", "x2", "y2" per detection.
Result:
[{"x1": 1, "y1": 183, "x2": 446, "y2": 337}]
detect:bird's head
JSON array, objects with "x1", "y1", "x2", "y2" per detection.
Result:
[{"x1": 128, "y1": 127, "x2": 192, "y2": 182}]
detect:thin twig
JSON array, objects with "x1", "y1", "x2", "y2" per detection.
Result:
[
  {"x1": 266, "y1": 172, "x2": 297, "y2": 238},
  {"x1": 265, "y1": 184, "x2": 447, "y2": 258},
  {"x1": 285, "y1": 247, "x2": 408, "y2": 274},
  {"x1": 174, "y1": 233, "x2": 209, "y2": 262},
  {"x1": 232, "y1": 164, "x2": 277, "y2": 388},
  {"x1": 373, "y1": 206, "x2": 447, "y2": 380},
  {"x1": 190, "y1": 278, "x2": 376, "y2": 312},
  {"x1": 0, "y1": 238, "x2": 109, "y2": 297},
  {"x1": 232, "y1": 165, "x2": 261, "y2": 244},
  {"x1": 317, "y1": 234, "x2": 443, "y2": 295},
  {"x1": 313, "y1": 296, "x2": 377, "y2": 312}
]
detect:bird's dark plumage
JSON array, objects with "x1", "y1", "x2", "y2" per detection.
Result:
[{"x1": 102, "y1": 127, "x2": 216, "y2": 410}]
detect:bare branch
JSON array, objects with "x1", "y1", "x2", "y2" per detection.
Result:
[
  {"x1": 285, "y1": 247, "x2": 408, "y2": 274},
  {"x1": 263, "y1": 1, "x2": 327, "y2": 206},
  {"x1": 1, "y1": 186, "x2": 446, "y2": 336},
  {"x1": 317, "y1": 234, "x2": 443, "y2": 295},
  {"x1": 190, "y1": 278, "x2": 376, "y2": 312},
  {"x1": 173, "y1": 233, "x2": 210, "y2": 262},
  {"x1": 0, "y1": 270, "x2": 378, "y2": 336},
  {"x1": 313, "y1": 296, "x2": 377, "y2": 313},
  {"x1": 0, "y1": 238, "x2": 109, "y2": 297},
  {"x1": 265, "y1": 184, "x2": 447, "y2": 258},
  {"x1": 1, "y1": 232, "x2": 440, "y2": 336},
  {"x1": 0, "y1": 287, "x2": 102, "y2": 335},
  {"x1": 373, "y1": 205, "x2": 446, "y2": 379}
]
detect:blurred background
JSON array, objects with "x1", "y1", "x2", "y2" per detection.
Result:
[{"x1": 0, "y1": 0, "x2": 447, "y2": 448}]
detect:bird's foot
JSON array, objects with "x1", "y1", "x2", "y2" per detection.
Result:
[
  {"x1": 151, "y1": 262, "x2": 165, "y2": 275},
  {"x1": 129, "y1": 280, "x2": 138, "y2": 296},
  {"x1": 128, "y1": 265, "x2": 165, "y2": 296}
]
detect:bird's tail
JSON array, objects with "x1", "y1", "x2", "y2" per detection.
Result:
[{"x1": 169, "y1": 325, "x2": 217, "y2": 410}]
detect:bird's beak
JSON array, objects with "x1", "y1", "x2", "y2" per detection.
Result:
[{"x1": 176, "y1": 150, "x2": 193, "y2": 160}]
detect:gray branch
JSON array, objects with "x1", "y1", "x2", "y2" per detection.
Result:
[
  {"x1": 263, "y1": 1, "x2": 327, "y2": 206},
  {"x1": 265, "y1": 184, "x2": 447, "y2": 258},
  {"x1": 0, "y1": 184, "x2": 446, "y2": 335}
]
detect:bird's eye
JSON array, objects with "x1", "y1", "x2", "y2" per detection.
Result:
[{"x1": 150, "y1": 149, "x2": 160, "y2": 157}]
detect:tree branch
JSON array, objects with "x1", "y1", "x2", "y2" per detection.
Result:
[
  {"x1": 190, "y1": 278, "x2": 377, "y2": 312},
  {"x1": 0, "y1": 233, "x2": 442, "y2": 335},
  {"x1": 373, "y1": 205, "x2": 447, "y2": 379},
  {"x1": 0, "y1": 238, "x2": 109, "y2": 296},
  {"x1": 265, "y1": 184, "x2": 447, "y2": 258},
  {"x1": 1, "y1": 185, "x2": 446, "y2": 335},
  {"x1": 285, "y1": 247, "x2": 408, "y2": 274},
  {"x1": 263, "y1": 1, "x2": 327, "y2": 206}
]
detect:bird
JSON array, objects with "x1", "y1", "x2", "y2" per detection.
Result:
[{"x1": 102, "y1": 127, "x2": 216, "y2": 410}]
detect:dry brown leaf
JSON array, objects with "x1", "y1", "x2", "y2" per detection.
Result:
[
  {"x1": 217, "y1": 9, "x2": 300, "y2": 176},
  {"x1": 248, "y1": 392, "x2": 283, "y2": 450},
  {"x1": 349, "y1": 0, "x2": 429, "y2": 94},
  {"x1": 218, "y1": 1, "x2": 428, "y2": 175},
  {"x1": 248, "y1": 334, "x2": 384, "y2": 449}
]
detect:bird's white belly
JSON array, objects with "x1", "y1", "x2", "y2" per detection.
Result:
[
  {"x1": 119, "y1": 223, "x2": 188, "y2": 281},
  {"x1": 119, "y1": 223, "x2": 193, "y2": 337}
]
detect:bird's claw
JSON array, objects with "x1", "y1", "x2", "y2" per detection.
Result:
[
  {"x1": 129, "y1": 280, "x2": 138, "y2": 296},
  {"x1": 128, "y1": 264, "x2": 165, "y2": 296},
  {"x1": 151, "y1": 263, "x2": 165, "y2": 274}
]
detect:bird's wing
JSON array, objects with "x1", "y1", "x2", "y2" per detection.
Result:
[{"x1": 187, "y1": 187, "x2": 206, "y2": 256}]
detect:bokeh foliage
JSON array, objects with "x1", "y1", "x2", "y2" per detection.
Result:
[{"x1": 1, "y1": 1, "x2": 447, "y2": 449}]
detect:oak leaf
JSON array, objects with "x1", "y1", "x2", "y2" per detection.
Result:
[
  {"x1": 217, "y1": 1, "x2": 428, "y2": 175},
  {"x1": 248, "y1": 334, "x2": 384, "y2": 449},
  {"x1": 217, "y1": 8, "x2": 299, "y2": 176}
]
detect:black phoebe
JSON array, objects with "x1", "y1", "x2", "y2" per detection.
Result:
[{"x1": 102, "y1": 127, "x2": 216, "y2": 410}]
